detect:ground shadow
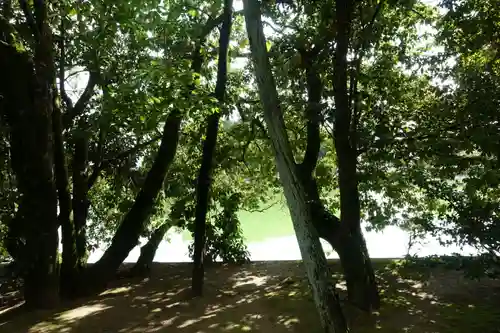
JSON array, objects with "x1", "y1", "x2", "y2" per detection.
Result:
[{"x1": 0, "y1": 260, "x2": 499, "y2": 333}]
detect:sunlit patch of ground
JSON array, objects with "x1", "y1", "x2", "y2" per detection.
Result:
[{"x1": 0, "y1": 260, "x2": 499, "y2": 333}]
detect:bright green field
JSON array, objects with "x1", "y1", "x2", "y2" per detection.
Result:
[{"x1": 181, "y1": 197, "x2": 295, "y2": 242}]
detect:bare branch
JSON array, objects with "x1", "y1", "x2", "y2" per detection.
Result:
[{"x1": 241, "y1": 200, "x2": 279, "y2": 213}]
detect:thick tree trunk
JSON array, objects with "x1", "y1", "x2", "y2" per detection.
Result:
[
  {"x1": 0, "y1": 34, "x2": 59, "y2": 308},
  {"x1": 243, "y1": 1, "x2": 348, "y2": 332},
  {"x1": 298, "y1": 45, "x2": 379, "y2": 311},
  {"x1": 130, "y1": 222, "x2": 172, "y2": 276},
  {"x1": 335, "y1": 226, "x2": 379, "y2": 311},
  {"x1": 87, "y1": 110, "x2": 182, "y2": 288},
  {"x1": 301, "y1": 154, "x2": 379, "y2": 311},
  {"x1": 332, "y1": 0, "x2": 380, "y2": 312},
  {"x1": 52, "y1": 95, "x2": 78, "y2": 299},
  {"x1": 192, "y1": 0, "x2": 232, "y2": 297}
]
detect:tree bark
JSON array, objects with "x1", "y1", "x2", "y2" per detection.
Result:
[
  {"x1": 73, "y1": 135, "x2": 90, "y2": 269},
  {"x1": 243, "y1": 1, "x2": 348, "y2": 332},
  {"x1": 130, "y1": 222, "x2": 172, "y2": 276},
  {"x1": 192, "y1": 0, "x2": 233, "y2": 297},
  {"x1": 332, "y1": 0, "x2": 380, "y2": 311},
  {"x1": 0, "y1": 23, "x2": 59, "y2": 309},
  {"x1": 52, "y1": 93, "x2": 78, "y2": 299}
]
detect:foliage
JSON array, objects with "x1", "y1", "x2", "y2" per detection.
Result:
[
  {"x1": 388, "y1": 254, "x2": 500, "y2": 280},
  {"x1": 187, "y1": 192, "x2": 250, "y2": 264}
]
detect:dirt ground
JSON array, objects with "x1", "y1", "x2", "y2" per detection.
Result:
[{"x1": 0, "y1": 260, "x2": 499, "y2": 333}]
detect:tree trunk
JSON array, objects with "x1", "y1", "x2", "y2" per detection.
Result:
[
  {"x1": 192, "y1": 0, "x2": 232, "y2": 297},
  {"x1": 0, "y1": 29, "x2": 59, "y2": 309},
  {"x1": 87, "y1": 110, "x2": 182, "y2": 288},
  {"x1": 298, "y1": 44, "x2": 379, "y2": 312},
  {"x1": 335, "y1": 226, "x2": 379, "y2": 311},
  {"x1": 332, "y1": 0, "x2": 380, "y2": 312},
  {"x1": 52, "y1": 94, "x2": 78, "y2": 299},
  {"x1": 130, "y1": 222, "x2": 172, "y2": 276},
  {"x1": 73, "y1": 135, "x2": 90, "y2": 269},
  {"x1": 243, "y1": 1, "x2": 348, "y2": 332},
  {"x1": 304, "y1": 173, "x2": 379, "y2": 310}
]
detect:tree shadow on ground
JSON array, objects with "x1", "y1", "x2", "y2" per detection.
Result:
[{"x1": 0, "y1": 260, "x2": 499, "y2": 333}]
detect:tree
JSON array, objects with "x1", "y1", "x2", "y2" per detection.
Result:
[
  {"x1": 192, "y1": 0, "x2": 233, "y2": 297},
  {"x1": 0, "y1": 0, "x2": 60, "y2": 308},
  {"x1": 243, "y1": 0, "x2": 348, "y2": 332},
  {"x1": 329, "y1": 0, "x2": 381, "y2": 311},
  {"x1": 357, "y1": 0, "x2": 500, "y2": 274},
  {"x1": 79, "y1": 3, "x2": 228, "y2": 291}
]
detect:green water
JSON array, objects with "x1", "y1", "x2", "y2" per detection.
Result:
[{"x1": 181, "y1": 197, "x2": 294, "y2": 242}]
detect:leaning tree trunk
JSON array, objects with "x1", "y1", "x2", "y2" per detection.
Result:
[
  {"x1": 86, "y1": 110, "x2": 182, "y2": 289},
  {"x1": 130, "y1": 222, "x2": 172, "y2": 276},
  {"x1": 0, "y1": 27, "x2": 59, "y2": 308},
  {"x1": 332, "y1": 0, "x2": 380, "y2": 312},
  {"x1": 192, "y1": 0, "x2": 232, "y2": 297},
  {"x1": 243, "y1": 1, "x2": 348, "y2": 332}
]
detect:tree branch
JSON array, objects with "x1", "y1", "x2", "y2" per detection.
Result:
[
  {"x1": 299, "y1": 49, "x2": 323, "y2": 177},
  {"x1": 87, "y1": 135, "x2": 163, "y2": 190},
  {"x1": 241, "y1": 200, "x2": 279, "y2": 213},
  {"x1": 32, "y1": 0, "x2": 45, "y2": 36},
  {"x1": 18, "y1": 0, "x2": 38, "y2": 41},
  {"x1": 58, "y1": 15, "x2": 73, "y2": 110},
  {"x1": 349, "y1": 0, "x2": 386, "y2": 150},
  {"x1": 201, "y1": 13, "x2": 225, "y2": 39},
  {"x1": 62, "y1": 70, "x2": 99, "y2": 129},
  {"x1": 356, "y1": 123, "x2": 463, "y2": 156}
]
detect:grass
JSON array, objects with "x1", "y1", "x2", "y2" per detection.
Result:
[
  {"x1": 182, "y1": 197, "x2": 295, "y2": 243},
  {"x1": 1, "y1": 259, "x2": 499, "y2": 333}
]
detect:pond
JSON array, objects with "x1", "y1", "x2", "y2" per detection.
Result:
[{"x1": 88, "y1": 202, "x2": 479, "y2": 263}]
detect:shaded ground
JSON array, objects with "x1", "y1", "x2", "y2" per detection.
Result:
[{"x1": 1, "y1": 260, "x2": 499, "y2": 333}]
